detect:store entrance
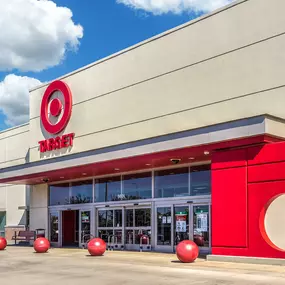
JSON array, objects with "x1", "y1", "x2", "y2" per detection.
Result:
[
  {"x1": 62, "y1": 210, "x2": 79, "y2": 247},
  {"x1": 155, "y1": 203, "x2": 210, "y2": 253},
  {"x1": 49, "y1": 209, "x2": 93, "y2": 248},
  {"x1": 96, "y1": 206, "x2": 151, "y2": 251}
]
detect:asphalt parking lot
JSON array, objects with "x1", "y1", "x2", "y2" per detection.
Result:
[{"x1": 0, "y1": 247, "x2": 285, "y2": 285}]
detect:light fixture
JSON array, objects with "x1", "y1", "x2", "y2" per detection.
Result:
[
  {"x1": 60, "y1": 177, "x2": 64, "y2": 179},
  {"x1": 204, "y1": 151, "x2": 210, "y2": 155},
  {"x1": 114, "y1": 168, "x2": 120, "y2": 171},
  {"x1": 145, "y1": 163, "x2": 151, "y2": 166},
  {"x1": 170, "y1": 158, "x2": 181, "y2": 165},
  {"x1": 189, "y1": 157, "x2": 195, "y2": 160},
  {"x1": 82, "y1": 173, "x2": 87, "y2": 176}
]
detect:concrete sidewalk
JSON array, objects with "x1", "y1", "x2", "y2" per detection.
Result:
[{"x1": 0, "y1": 247, "x2": 284, "y2": 284}]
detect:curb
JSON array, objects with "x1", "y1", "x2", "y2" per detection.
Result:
[{"x1": 207, "y1": 255, "x2": 285, "y2": 266}]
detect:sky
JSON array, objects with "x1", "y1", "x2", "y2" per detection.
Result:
[{"x1": 0, "y1": 0, "x2": 233, "y2": 131}]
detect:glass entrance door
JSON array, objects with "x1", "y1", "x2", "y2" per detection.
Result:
[
  {"x1": 156, "y1": 206, "x2": 173, "y2": 252},
  {"x1": 96, "y1": 206, "x2": 151, "y2": 251},
  {"x1": 174, "y1": 205, "x2": 190, "y2": 246},
  {"x1": 79, "y1": 209, "x2": 93, "y2": 248},
  {"x1": 125, "y1": 207, "x2": 151, "y2": 251},
  {"x1": 155, "y1": 203, "x2": 210, "y2": 253},
  {"x1": 193, "y1": 205, "x2": 210, "y2": 250},
  {"x1": 49, "y1": 211, "x2": 61, "y2": 247},
  {"x1": 97, "y1": 208, "x2": 124, "y2": 250}
]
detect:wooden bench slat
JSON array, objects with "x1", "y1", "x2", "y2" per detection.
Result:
[{"x1": 13, "y1": 230, "x2": 36, "y2": 244}]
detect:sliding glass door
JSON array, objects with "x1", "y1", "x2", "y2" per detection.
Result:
[{"x1": 155, "y1": 203, "x2": 210, "y2": 253}]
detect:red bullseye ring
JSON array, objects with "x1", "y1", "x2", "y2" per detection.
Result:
[
  {"x1": 50, "y1": 98, "x2": 62, "y2": 117},
  {"x1": 41, "y1": 80, "x2": 72, "y2": 134}
]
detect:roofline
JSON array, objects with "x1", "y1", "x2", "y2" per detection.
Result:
[
  {"x1": 0, "y1": 122, "x2": 29, "y2": 135},
  {"x1": 29, "y1": 0, "x2": 247, "y2": 93}
]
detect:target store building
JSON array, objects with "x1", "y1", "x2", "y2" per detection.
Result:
[{"x1": 2, "y1": 0, "x2": 285, "y2": 261}]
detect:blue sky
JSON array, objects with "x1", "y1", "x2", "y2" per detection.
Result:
[
  {"x1": 0, "y1": 0, "x2": 232, "y2": 131},
  {"x1": 1, "y1": 1, "x2": 201, "y2": 83}
]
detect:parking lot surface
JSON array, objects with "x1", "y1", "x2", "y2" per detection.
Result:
[{"x1": 0, "y1": 247, "x2": 285, "y2": 285}]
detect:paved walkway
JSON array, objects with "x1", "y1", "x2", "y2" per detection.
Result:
[{"x1": 0, "y1": 247, "x2": 285, "y2": 284}]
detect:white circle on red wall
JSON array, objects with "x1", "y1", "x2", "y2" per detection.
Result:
[{"x1": 262, "y1": 194, "x2": 285, "y2": 251}]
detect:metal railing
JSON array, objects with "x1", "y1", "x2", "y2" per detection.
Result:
[
  {"x1": 81, "y1": 233, "x2": 94, "y2": 249},
  {"x1": 107, "y1": 235, "x2": 115, "y2": 250}
]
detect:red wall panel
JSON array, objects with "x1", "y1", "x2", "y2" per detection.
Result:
[
  {"x1": 247, "y1": 182, "x2": 285, "y2": 259},
  {"x1": 212, "y1": 167, "x2": 248, "y2": 248},
  {"x1": 212, "y1": 149, "x2": 247, "y2": 170},
  {"x1": 248, "y1": 162, "x2": 285, "y2": 183},
  {"x1": 248, "y1": 142, "x2": 285, "y2": 165},
  {"x1": 212, "y1": 143, "x2": 285, "y2": 259}
]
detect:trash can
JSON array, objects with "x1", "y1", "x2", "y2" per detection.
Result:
[{"x1": 35, "y1": 228, "x2": 45, "y2": 238}]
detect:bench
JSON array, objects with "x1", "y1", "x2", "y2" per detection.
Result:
[{"x1": 12, "y1": 230, "x2": 35, "y2": 245}]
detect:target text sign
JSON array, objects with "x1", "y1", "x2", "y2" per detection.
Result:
[
  {"x1": 38, "y1": 80, "x2": 74, "y2": 153},
  {"x1": 38, "y1": 133, "x2": 75, "y2": 153}
]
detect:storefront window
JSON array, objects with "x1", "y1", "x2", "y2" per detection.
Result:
[
  {"x1": 122, "y1": 172, "x2": 152, "y2": 200},
  {"x1": 70, "y1": 180, "x2": 93, "y2": 204},
  {"x1": 190, "y1": 165, "x2": 211, "y2": 196},
  {"x1": 95, "y1": 176, "x2": 121, "y2": 202},
  {"x1": 154, "y1": 167, "x2": 189, "y2": 198},
  {"x1": 49, "y1": 183, "x2": 70, "y2": 205}
]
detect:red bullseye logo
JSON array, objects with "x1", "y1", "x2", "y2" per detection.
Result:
[
  {"x1": 40, "y1": 80, "x2": 72, "y2": 134},
  {"x1": 49, "y1": 98, "x2": 62, "y2": 117}
]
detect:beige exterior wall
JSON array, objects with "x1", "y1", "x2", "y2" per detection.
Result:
[
  {"x1": 0, "y1": 124, "x2": 29, "y2": 237},
  {"x1": 29, "y1": 184, "x2": 48, "y2": 237},
  {"x1": 0, "y1": 124, "x2": 29, "y2": 168},
  {"x1": 28, "y1": 0, "x2": 285, "y2": 162},
  {"x1": 0, "y1": 184, "x2": 28, "y2": 240},
  {"x1": 6, "y1": 185, "x2": 27, "y2": 226},
  {"x1": 0, "y1": 185, "x2": 6, "y2": 210}
]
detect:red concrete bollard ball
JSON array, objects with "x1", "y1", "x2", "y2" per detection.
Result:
[
  {"x1": 0, "y1": 237, "x2": 7, "y2": 250},
  {"x1": 34, "y1": 237, "x2": 50, "y2": 253},
  {"x1": 87, "y1": 238, "x2": 106, "y2": 256},
  {"x1": 176, "y1": 240, "x2": 199, "y2": 263}
]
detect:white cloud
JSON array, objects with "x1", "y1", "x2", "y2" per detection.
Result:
[
  {"x1": 0, "y1": 74, "x2": 42, "y2": 126},
  {"x1": 0, "y1": 0, "x2": 83, "y2": 72},
  {"x1": 117, "y1": 0, "x2": 234, "y2": 15}
]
